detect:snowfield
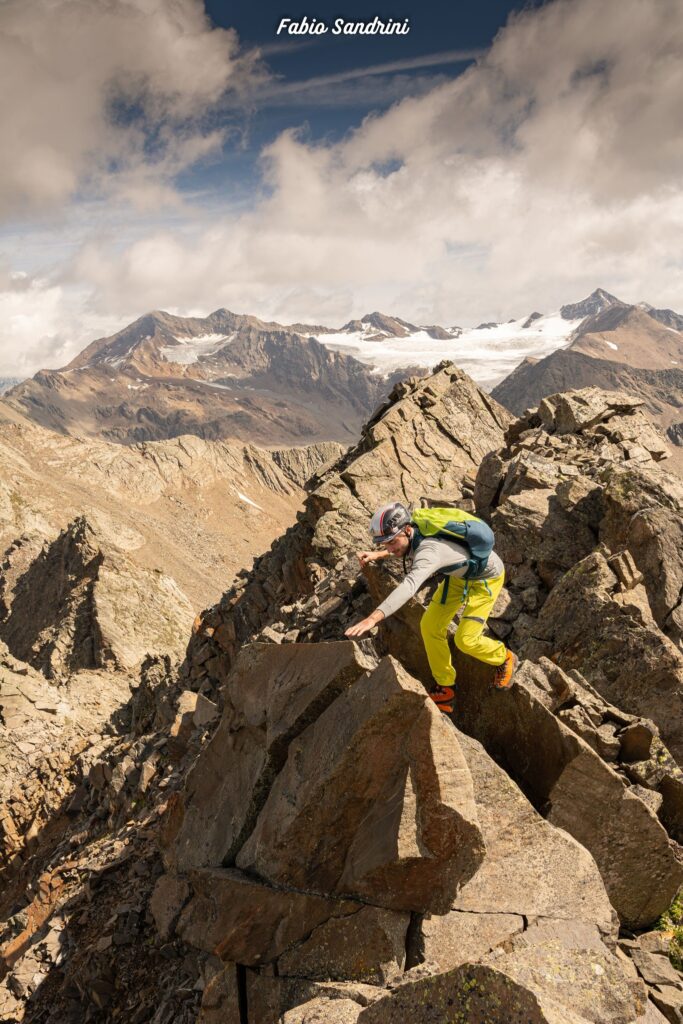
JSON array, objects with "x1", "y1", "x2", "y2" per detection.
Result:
[
  {"x1": 309, "y1": 313, "x2": 583, "y2": 388},
  {"x1": 160, "y1": 333, "x2": 235, "y2": 365}
]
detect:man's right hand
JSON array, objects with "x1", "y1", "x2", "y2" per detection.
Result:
[{"x1": 357, "y1": 550, "x2": 385, "y2": 567}]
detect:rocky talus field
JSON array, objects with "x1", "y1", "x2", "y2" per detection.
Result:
[
  {"x1": 0, "y1": 409, "x2": 342, "y2": 610},
  {"x1": 2, "y1": 364, "x2": 683, "y2": 1023}
]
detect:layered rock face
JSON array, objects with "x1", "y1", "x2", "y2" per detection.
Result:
[{"x1": 159, "y1": 641, "x2": 645, "y2": 1024}]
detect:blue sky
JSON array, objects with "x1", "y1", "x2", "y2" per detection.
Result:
[
  {"x1": 0, "y1": 0, "x2": 681, "y2": 376},
  {"x1": 149, "y1": 1, "x2": 541, "y2": 208}
]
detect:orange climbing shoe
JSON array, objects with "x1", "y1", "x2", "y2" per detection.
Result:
[
  {"x1": 429, "y1": 686, "x2": 455, "y2": 714},
  {"x1": 493, "y1": 651, "x2": 518, "y2": 689}
]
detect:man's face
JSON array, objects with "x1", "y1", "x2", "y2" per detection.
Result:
[{"x1": 381, "y1": 528, "x2": 411, "y2": 557}]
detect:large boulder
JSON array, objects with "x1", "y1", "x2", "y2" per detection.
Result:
[
  {"x1": 165, "y1": 641, "x2": 378, "y2": 871},
  {"x1": 234, "y1": 656, "x2": 484, "y2": 913}
]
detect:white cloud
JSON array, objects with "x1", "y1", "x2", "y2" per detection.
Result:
[
  {"x1": 0, "y1": 0, "x2": 265, "y2": 216},
  {"x1": 0, "y1": 274, "x2": 124, "y2": 376},
  {"x1": 2, "y1": 0, "x2": 683, "y2": 376}
]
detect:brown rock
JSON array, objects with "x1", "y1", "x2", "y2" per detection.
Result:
[
  {"x1": 236, "y1": 657, "x2": 484, "y2": 914},
  {"x1": 176, "y1": 868, "x2": 360, "y2": 966},
  {"x1": 168, "y1": 691, "x2": 199, "y2": 758},
  {"x1": 148, "y1": 874, "x2": 191, "y2": 941},
  {"x1": 167, "y1": 641, "x2": 376, "y2": 871},
  {"x1": 193, "y1": 694, "x2": 218, "y2": 728},
  {"x1": 278, "y1": 905, "x2": 409, "y2": 984},
  {"x1": 196, "y1": 964, "x2": 240, "y2": 1024},
  {"x1": 619, "y1": 722, "x2": 656, "y2": 762}
]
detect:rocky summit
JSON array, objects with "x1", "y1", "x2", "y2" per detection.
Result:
[{"x1": 1, "y1": 361, "x2": 683, "y2": 1024}]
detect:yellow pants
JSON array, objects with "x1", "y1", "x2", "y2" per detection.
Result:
[{"x1": 420, "y1": 572, "x2": 506, "y2": 688}]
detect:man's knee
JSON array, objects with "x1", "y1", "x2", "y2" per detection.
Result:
[
  {"x1": 420, "y1": 613, "x2": 434, "y2": 640},
  {"x1": 453, "y1": 629, "x2": 468, "y2": 653},
  {"x1": 454, "y1": 621, "x2": 482, "y2": 654}
]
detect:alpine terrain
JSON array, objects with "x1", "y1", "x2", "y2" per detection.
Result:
[
  {"x1": 2, "y1": 359, "x2": 683, "y2": 1023},
  {"x1": 2, "y1": 310, "x2": 395, "y2": 447}
]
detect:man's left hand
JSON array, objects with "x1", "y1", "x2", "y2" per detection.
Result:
[{"x1": 345, "y1": 611, "x2": 384, "y2": 637}]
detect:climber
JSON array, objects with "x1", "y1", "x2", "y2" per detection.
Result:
[{"x1": 344, "y1": 501, "x2": 517, "y2": 713}]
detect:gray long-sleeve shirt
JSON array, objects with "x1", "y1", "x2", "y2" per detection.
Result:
[{"x1": 376, "y1": 536, "x2": 504, "y2": 619}]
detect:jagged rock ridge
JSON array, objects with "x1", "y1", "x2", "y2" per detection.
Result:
[
  {"x1": 2, "y1": 363, "x2": 683, "y2": 1023},
  {"x1": 493, "y1": 295, "x2": 683, "y2": 467},
  {"x1": 167, "y1": 369, "x2": 683, "y2": 1021},
  {"x1": 0, "y1": 517, "x2": 194, "y2": 679}
]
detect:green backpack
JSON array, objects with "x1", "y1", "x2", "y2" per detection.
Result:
[{"x1": 410, "y1": 507, "x2": 495, "y2": 579}]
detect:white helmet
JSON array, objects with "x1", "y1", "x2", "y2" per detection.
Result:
[{"x1": 369, "y1": 502, "x2": 411, "y2": 546}]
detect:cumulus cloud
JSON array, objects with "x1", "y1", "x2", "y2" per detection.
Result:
[
  {"x1": 0, "y1": 272, "x2": 124, "y2": 376},
  {"x1": 2, "y1": 0, "x2": 683, "y2": 375},
  {"x1": 0, "y1": 0, "x2": 265, "y2": 216}
]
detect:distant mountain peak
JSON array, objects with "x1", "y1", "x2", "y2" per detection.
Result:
[
  {"x1": 360, "y1": 312, "x2": 416, "y2": 337},
  {"x1": 560, "y1": 288, "x2": 626, "y2": 321}
]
